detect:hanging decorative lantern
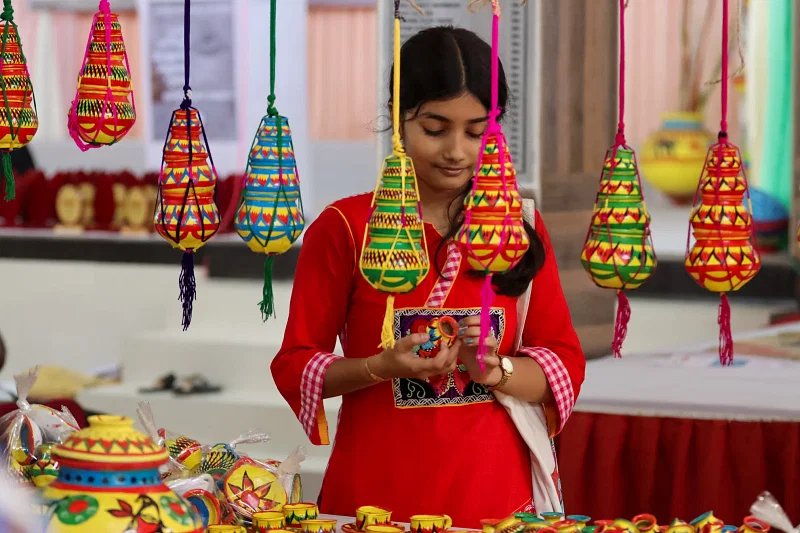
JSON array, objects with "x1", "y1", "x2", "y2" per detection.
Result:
[
  {"x1": 154, "y1": 0, "x2": 219, "y2": 330},
  {"x1": 234, "y1": 0, "x2": 304, "y2": 321},
  {"x1": 67, "y1": 0, "x2": 136, "y2": 151},
  {"x1": 359, "y1": 0, "x2": 429, "y2": 350},
  {"x1": 685, "y1": 0, "x2": 760, "y2": 365},
  {"x1": 0, "y1": 1, "x2": 38, "y2": 201},
  {"x1": 456, "y1": 0, "x2": 529, "y2": 365},
  {"x1": 581, "y1": 0, "x2": 656, "y2": 358}
]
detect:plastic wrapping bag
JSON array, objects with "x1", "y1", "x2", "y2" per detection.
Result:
[
  {"x1": 275, "y1": 445, "x2": 306, "y2": 504},
  {"x1": 195, "y1": 428, "x2": 272, "y2": 489},
  {"x1": 135, "y1": 400, "x2": 197, "y2": 480},
  {"x1": 0, "y1": 366, "x2": 80, "y2": 485},
  {"x1": 750, "y1": 491, "x2": 799, "y2": 533},
  {"x1": 222, "y1": 446, "x2": 307, "y2": 521}
]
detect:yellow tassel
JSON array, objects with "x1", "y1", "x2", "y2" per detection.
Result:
[{"x1": 379, "y1": 294, "x2": 396, "y2": 350}]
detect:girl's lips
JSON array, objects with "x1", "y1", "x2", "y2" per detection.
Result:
[{"x1": 435, "y1": 166, "x2": 467, "y2": 177}]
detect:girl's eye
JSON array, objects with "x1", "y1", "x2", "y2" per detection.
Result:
[
  {"x1": 423, "y1": 128, "x2": 445, "y2": 137},
  {"x1": 467, "y1": 131, "x2": 485, "y2": 139}
]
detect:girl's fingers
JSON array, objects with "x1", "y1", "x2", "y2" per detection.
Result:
[{"x1": 457, "y1": 326, "x2": 482, "y2": 339}]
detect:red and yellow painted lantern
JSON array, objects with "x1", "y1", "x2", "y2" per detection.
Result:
[
  {"x1": 685, "y1": 0, "x2": 759, "y2": 365},
  {"x1": 67, "y1": 0, "x2": 135, "y2": 151},
  {"x1": 456, "y1": 1, "x2": 529, "y2": 363},
  {"x1": 154, "y1": 108, "x2": 220, "y2": 330},
  {"x1": 0, "y1": 2, "x2": 38, "y2": 201},
  {"x1": 685, "y1": 145, "x2": 760, "y2": 363}
]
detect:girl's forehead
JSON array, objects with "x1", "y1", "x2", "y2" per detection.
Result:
[{"x1": 416, "y1": 93, "x2": 488, "y2": 122}]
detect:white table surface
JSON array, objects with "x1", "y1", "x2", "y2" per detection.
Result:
[{"x1": 577, "y1": 322, "x2": 800, "y2": 420}]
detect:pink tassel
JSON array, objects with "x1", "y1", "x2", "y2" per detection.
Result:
[
  {"x1": 718, "y1": 293, "x2": 733, "y2": 366},
  {"x1": 611, "y1": 290, "x2": 631, "y2": 358},
  {"x1": 478, "y1": 274, "x2": 494, "y2": 371}
]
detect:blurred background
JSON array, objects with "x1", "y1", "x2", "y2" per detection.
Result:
[{"x1": 0, "y1": 0, "x2": 797, "y2": 522}]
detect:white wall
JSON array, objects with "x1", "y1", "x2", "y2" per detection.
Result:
[{"x1": 0, "y1": 259, "x2": 177, "y2": 378}]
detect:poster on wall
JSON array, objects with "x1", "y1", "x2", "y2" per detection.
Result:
[
  {"x1": 146, "y1": 0, "x2": 238, "y2": 141},
  {"x1": 377, "y1": 1, "x2": 537, "y2": 187}
]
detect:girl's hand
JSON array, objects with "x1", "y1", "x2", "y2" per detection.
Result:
[
  {"x1": 456, "y1": 316, "x2": 503, "y2": 386},
  {"x1": 370, "y1": 332, "x2": 458, "y2": 380}
]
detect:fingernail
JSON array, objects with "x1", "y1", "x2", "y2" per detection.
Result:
[
  {"x1": 457, "y1": 326, "x2": 467, "y2": 337},
  {"x1": 464, "y1": 338, "x2": 474, "y2": 345}
]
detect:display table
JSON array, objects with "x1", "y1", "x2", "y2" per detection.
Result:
[{"x1": 557, "y1": 323, "x2": 800, "y2": 523}]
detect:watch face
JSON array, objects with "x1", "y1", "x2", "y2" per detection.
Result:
[{"x1": 501, "y1": 357, "x2": 514, "y2": 373}]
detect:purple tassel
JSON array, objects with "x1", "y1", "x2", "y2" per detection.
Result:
[
  {"x1": 179, "y1": 251, "x2": 196, "y2": 330},
  {"x1": 478, "y1": 273, "x2": 494, "y2": 371}
]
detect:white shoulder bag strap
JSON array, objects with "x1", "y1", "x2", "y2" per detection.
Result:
[{"x1": 493, "y1": 196, "x2": 564, "y2": 513}]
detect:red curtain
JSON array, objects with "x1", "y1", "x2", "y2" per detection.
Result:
[
  {"x1": 556, "y1": 412, "x2": 800, "y2": 524},
  {"x1": 0, "y1": 399, "x2": 88, "y2": 428}
]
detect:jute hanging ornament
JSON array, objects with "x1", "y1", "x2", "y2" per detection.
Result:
[
  {"x1": 685, "y1": 0, "x2": 759, "y2": 366},
  {"x1": 0, "y1": 0, "x2": 37, "y2": 202},
  {"x1": 456, "y1": 0, "x2": 529, "y2": 367},
  {"x1": 359, "y1": 0, "x2": 429, "y2": 350},
  {"x1": 154, "y1": 0, "x2": 220, "y2": 330},
  {"x1": 581, "y1": 0, "x2": 656, "y2": 358},
  {"x1": 67, "y1": 0, "x2": 136, "y2": 151},
  {"x1": 235, "y1": 0, "x2": 304, "y2": 322}
]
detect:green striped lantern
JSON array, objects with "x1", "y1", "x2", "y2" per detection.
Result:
[
  {"x1": 359, "y1": 154, "x2": 429, "y2": 349},
  {"x1": 581, "y1": 145, "x2": 657, "y2": 358}
]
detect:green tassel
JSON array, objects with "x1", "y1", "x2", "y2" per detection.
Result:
[
  {"x1": 2, "y1": 151, "x2": 14, "y2": 201},
  {"x1": 259, "y1": 255, "x2": 276, "y2": 322}
]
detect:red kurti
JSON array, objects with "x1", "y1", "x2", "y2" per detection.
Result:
[{"x1": 272, "y1": 193, "x2": 585, "y2": 527}]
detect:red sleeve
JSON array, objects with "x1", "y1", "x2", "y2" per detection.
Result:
[
  {"x1": 517, "y1": 209, "x2": 586, "y2": 436},
  {"x1": 270, "y1": 205, "x2": 356, "y2": 445}
]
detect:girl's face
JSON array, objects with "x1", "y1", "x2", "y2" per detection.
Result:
[{"x1": 401, "y1": 92, "x2": 488, "y2": 195}]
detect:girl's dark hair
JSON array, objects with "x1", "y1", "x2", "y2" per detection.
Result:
[{"x1": 389, "y1": 26, "x2": 545, "y2": 297}]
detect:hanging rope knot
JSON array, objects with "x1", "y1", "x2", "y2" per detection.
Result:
[
  {"x1": 267, "y1": 94, "x2": 278, "y2": 117},
  {"x1": 180, "y1": 87, "x2": 192, "y2": 109},
  {"x1": 615, "y1": 123, "x2": 626, "y2": 145},
  {"x1": 391, "y1": 133, "x2": 404, "y2": 155},
  {"x1": 718, "y1": 131, "x2": 728, "y2": 142},
  {"x1": 0, "y1": 1, "x2": 13, "y2": 22},
  {"x1": 487, "y1": 108, "x2": 501, "y2": 126},
  {"x1": 98, "y1": 0, "x2": 111, "y2": 14}
]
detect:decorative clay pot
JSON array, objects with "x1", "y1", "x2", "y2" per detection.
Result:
[
  {"x1": 40, "y1": 415, "x2": 203, "y2": 533},
  {"x1": 639, "y1": 112, "x2": 714, "y2": 204}
]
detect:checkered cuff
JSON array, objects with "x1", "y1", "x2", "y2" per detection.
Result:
[
  {"x1": 300, "y1": 352, "x2": 342, "y2": 441},
  {"x1": 518, "y1": 347, "x2": 575, "y2": 434}
]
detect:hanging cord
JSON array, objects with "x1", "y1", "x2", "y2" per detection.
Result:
[
  {"x1": 177, "y1": 0, "x2": 196, "y2": 330},
  {"x1": 706, "y1": 0, "x2": 745, "y2": 86},
  {"x1": 716, "y1": 0, "x2": 733, "y2": 364},
  {"x1": 258, "y1": 0, "x2": 283, "y2": 321},
  {"x1": 460, "y1": 0, "x2": 505, "y2": 369},
  {"x1": 180, "y1": 0, "x2": 191, "y2": 110},
  {"x1": 609, "y1": 0, "x2": 631, "y2": 358}
]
